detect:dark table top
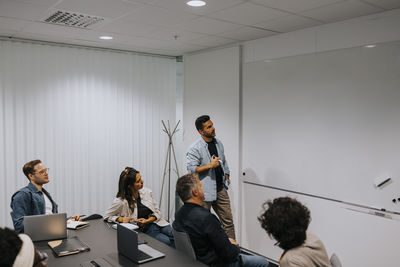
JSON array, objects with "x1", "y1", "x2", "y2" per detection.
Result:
[{"x1": 34, "y1": 219, "x2": 206, "y2": 267}]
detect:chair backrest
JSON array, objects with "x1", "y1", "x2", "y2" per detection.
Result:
[
  {"x1": 330, "y1": 253, "x2": 342, "y2": 267},
  {"x1": 172, "y1": 227, "x2": 196, "y2": 260}
]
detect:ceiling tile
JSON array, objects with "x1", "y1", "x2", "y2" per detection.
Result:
[
  {"x1": 188, "y1": 35, "x2": 237, "y2": 47},
  {"x1": 0, "y1": 17, "x2": 31, "y2": 32},
  {"x1": 0, "y1": 0, "x2": 396, "y2": 56},
  {"x1": 72, "y1": 30, "x2": 137, "y2": 44},
  {"x1": 0, "y1": 0, "x2": 49, "y2": 21},
  {"x1": 98, "y1": 19, "x2": 160, "y2": 36},
  {"x1": 121, "y1": 35, "x2": 176, "y2": 49},
  {"x1": 171, "y1": 42, "x2": 208, "y2": 52},
  {"x1": 362, "y1": 0, "x2": 400, "y2": 9},
  {"x1": 14, "y1": 0, "x2": 60, "y2": 8},
  {"x1": 149, "y1": 0, "x2": 245, "y2": 16},
  {"x1": 249, "y1": 0, "x2": 344, "y2": 13},
  {"x1": 13, "y1": 31, "x2": 69, "y2": 43},
  {"x1": 0, "y1": 29, "x2": 18, "y2": 36},
  {"x1": 148, "y1": 41, "x2": 207, "y2": 53},
  {"x1": 301, "y1": 0, "x2": 384, "y2": 23},
  {"x1": 255, "y1": 14, "x2": 323, "y2": 33},
  {"x1": 124, "y1": 0, "x2": 158, "y2": 3},
  {"x1": 218, "y1": 26, "x2": 276, "y2": 41},
  {"x1": 206, "y1": 2, "x2": 290, "y2": 25},
  {"x1": 122, "y1": 5, "x2": 198, "y2": 28},
  {"x1": 143, "y1": 28, "x2": 207, "y2": 42},
  {"x1": 21, "y1": 21, "x2": 92, "y2": 38},
  {"x1": 181, "y1": 17, "x2": 242, "y2": 35},
  {"x1": 55, "y1": 0, "x2": 144, "y2": 19}
]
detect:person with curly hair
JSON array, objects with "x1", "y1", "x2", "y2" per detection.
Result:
[{"x1": 258, "y1": 197, "x2": 331, "y2": 267}]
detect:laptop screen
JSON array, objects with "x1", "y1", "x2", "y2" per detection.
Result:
[
  {"x1": 117, "y1": 224, "x2": 165, "y2": 264},
  {"x1": 24, "y1": 213, "x2": 67, "y2": 241},
  {"x1": 117, "y1": 224, "x2": 139, "y2": 262}
]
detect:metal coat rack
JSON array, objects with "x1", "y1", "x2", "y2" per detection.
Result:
[{"x1": 159, "y1": 120, "x2": 181, "y2": 222}]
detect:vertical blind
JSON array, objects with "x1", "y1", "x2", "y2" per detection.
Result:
[{"x1": 0, "y1": 40, "x2": 176, "y2": 227}]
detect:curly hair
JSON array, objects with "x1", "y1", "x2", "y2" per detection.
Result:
[
  {"x1": 258, "y1": 197, "x2": 311, "y2": 251},
  {"x1": 0, "y1": 227, "x2": 23, "y2": 266}
]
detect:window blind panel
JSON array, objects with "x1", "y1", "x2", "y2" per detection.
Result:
[{"x1": 0, "y1": 40, "x2": 176, "y2": 227}]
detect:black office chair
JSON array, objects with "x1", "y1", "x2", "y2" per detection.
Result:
[{"x1": 172, "y1": 227, "x2": 197, "y2": 260}]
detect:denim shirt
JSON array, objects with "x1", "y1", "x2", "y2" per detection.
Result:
[
  {"x1": 187, "y1": 138, "x2": 230, "y2": 201},
  {"x1": 10, "y1": 182, "x2": 58, "y2": 233}
]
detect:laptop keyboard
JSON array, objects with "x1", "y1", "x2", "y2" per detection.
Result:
[{"x1": 137, "y1": 250, "x2": 152, "y2": 261}]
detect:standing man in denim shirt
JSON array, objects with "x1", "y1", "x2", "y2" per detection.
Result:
[
  {"x1": 10, "y1": 159, "x2": 58, "y2": 233},
  {"x1": 186, "y1": 115, "x2": 235, "y2": 239}
]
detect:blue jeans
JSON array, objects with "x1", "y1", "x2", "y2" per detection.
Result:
[
  {"x1": 229, "y1": 254, "x2": 269, "y2": 267},
  {"x1": 142, "y1": 223, "x2": 175, "y2": 248}
]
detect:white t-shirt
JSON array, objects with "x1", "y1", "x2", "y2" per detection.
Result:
[{"x1": 43, "y1": 193, "x2": 53, "y2": 214}]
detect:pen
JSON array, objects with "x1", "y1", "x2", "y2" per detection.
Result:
[
  {"x1": 212, "y1": 155, "x2": 222, "y2": 164},
  {"x1": 90, "y1": 260, "x2": 101, "y2": 267}
]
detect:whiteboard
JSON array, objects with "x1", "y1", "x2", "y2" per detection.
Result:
[
  {"x1": 241, "y1": 182, "x2": 400, "y2": 267},
  {"x1": 242, "y1": 40, "x2": 400, "y2": 212}
]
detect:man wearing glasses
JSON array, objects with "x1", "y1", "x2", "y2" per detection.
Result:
[{"x1": 10, "y1": 159, "x2": 59, "y2": 233}]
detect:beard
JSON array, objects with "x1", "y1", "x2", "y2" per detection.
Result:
[{"x1": 203, "y1": 130, "x2": 215, "y2": 139}]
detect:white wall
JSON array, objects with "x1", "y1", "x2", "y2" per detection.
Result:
[
  {"x1": 239, "y1": 8, "x2": 400, "y2": 266},
  {"x1": 183, "y1": 46, "x2": 240, "y2": 235},
  {"x1": 244, "y1": 8, "x2": 400, "y2": 63},
  {"x1": 0, "y1": 40, "x2": 176, "y2": 228},
  {"x1": 242, "y1": 40, "x2": 400, "y2": 210},
  {"x1": 243, "y1": 182, "x2": 400, "y2": 267}
]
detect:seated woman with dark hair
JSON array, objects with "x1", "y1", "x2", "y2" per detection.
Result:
[
  {"x1": 0, "y1": 227, "x2": 48, "y2": 267},
  {"x1": 104, "y1": 167, "x2": 174, "y2": 247},
  {"x1": 258, "y1": 197, "x2": 331, "y2": 267}
]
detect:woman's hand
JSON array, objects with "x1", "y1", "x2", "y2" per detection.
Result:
[
  {"x1": 134, "y1": 218, "x2": 149, "y2": 227},
  {"x1": 118, "y1": 216, "x2": 132, "y2": 223},
  {"x1": 135, "y1": 216, "x2": 156, "y2": 227}
]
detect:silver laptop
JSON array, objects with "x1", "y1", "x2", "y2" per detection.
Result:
[
  {"x1": 117, "y1": 224, "x2": 164, "y2": 264},
  {"x1": 24, "y1": 213, "x2": 67, "y2": 241}
]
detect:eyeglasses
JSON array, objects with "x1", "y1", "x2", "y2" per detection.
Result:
[{"x1": 35, "y1": 168, "x2": 49, "y2": 175}]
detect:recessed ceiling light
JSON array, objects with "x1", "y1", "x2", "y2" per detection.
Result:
[
  {"x1": 99, "y1": 36, "x2": 113, "y2": 40},
  {"x1": 186, "y1": 0, "x2": 206, "y2": 7},
  {"x1": 364, "y1": 44, "x2": 376, "y2": 48}
]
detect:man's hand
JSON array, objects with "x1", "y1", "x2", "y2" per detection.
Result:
[
  {"x1": 229, "y1": 238, "x2": 239, "y2": 246},
  {"x1": 70, "y1": 214, "x2": 81, "y2": 221},
  {"x1": 225, "y1": 174, "x2": 230, "y2": 185},
  {"x1": 209, "y1": 156, "x2": 221, "y2": 168}
]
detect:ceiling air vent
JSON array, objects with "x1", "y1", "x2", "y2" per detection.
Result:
[{"x1": 43, "y1": 10, "x2": 105, "y2": 28}]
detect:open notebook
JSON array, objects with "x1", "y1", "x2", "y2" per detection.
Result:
[
  {"x1": 48, "y1": 236, "x2": 90, "y2": 257},
  {"x1": 67, "y1": 219, "x2": 89, "y2": 230}
]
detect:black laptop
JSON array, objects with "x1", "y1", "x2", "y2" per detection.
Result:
[{"x1": 117, "y1": 224, "x2": 164, "y2": 264}]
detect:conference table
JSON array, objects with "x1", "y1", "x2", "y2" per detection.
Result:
[{"x1": 34, "y1": 219, "x2": 207, "y2": 267}]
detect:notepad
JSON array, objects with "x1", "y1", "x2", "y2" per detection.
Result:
[
  {"x1": 48, "y1": 236, "x2": 90, "y2": 257},
  {"x1": 112, "y1": 223, "x2": 138, "y2": 230},
  {"x1": 67, "y1": 219, "x2": 89, "y2": 230}
]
